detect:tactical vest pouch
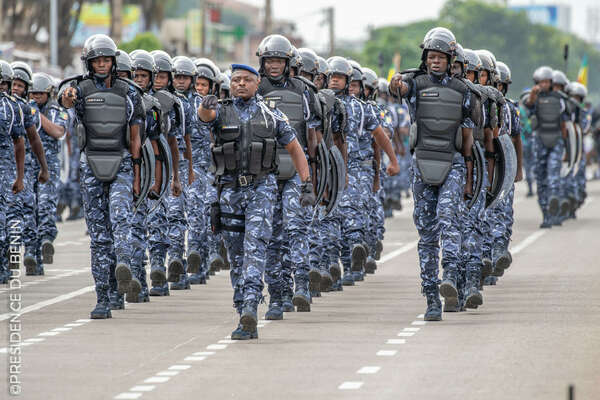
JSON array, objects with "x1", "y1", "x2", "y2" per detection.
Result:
[
  {"x1": 414, "y1": 149, "x2": 454, "y2": 185},
  {"x1": 454, "y1": 128, "x2": 463, "y2": 151},
  {"x1": 409, "y1": 123, "x2": 417, "y2": 151},
  {"x1": 276, "y1": 147, "x2": 296, "y2": 181},
  {"x1": 211, "y1": 145, "x2": 225, "y2": 175},
  {"x1": 220, "y1": 125, "x2": 240, "y2": 141},
  {"x1": 210, "y1": 201, "x2": 222, "y2": 234},
  {"x1": 223, "y1": 142, "x2": 237, "y2": 171},
  {"x1": 86, "y1": 150, "x2": 123, "y2": 182},
  {"x1": 263, "y1": 139, "x2": 276, "y2": 169},
  {"x1": 538, "y1": 130, "x2": 562, "y2": 148},
  {"x1": 77, "y1": 123, "x2": 87, "y2": 151},
  {"x1": 248, "y1": 142, "x2": 263, "y2": 175}
]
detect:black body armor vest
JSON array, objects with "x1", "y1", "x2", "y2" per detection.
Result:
[
  {"x1": 536, "y1": 91, "x2": 562, "y2": 148},
  {"x1": 211, "y1": 100, "x2": 278, "y2": 178},
  {"x1": 414, "y1": 75, "x2": 466, "y2": 185}
]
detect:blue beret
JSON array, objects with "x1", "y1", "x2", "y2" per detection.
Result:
[{"x1": 231, "y1": 63, "x2": 259, "y2": 77}]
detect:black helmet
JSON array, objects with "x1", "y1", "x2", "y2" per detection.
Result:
[
  {"x1": 194, "y1": 58, "x2": 221, "y2": 94},
  {"x1": 348, "y1": 59, "x2": 363, "y2": 82},
  {"x1": 496, "y1": 61, "x2": 511, "y2": 85},
  {"x1": 81, "y1": 34, "x2": 118, "y2": 78},
  {"x1": 298, "y1": 47, "x2": 318, "y2": 78},
  {"x1": 218, "y1": 72, "x2": 230, "y2": 92},
  {"x1": 316, "y1": 56, "x2": 329, "y2": 76},
  {"x1": 475, "y1": 50, "x2": 496, "y2": 84},
  {"x1": 362, "y1": 67, "x2": 379, "y2": 100},
  {"x1": 533, "y1": 66, "x2": 553, "y2": 83},
  {"x1": 326, "y1": 56, "x2": 353, "y2": 92},
  {"x1": 290, "y1": 46, "x2": 302, "y2": 73},
  {"x1": 151, "y1": 50, "x2": 173, "y2": 88},
  {"x1": 463, "y1": 48, "x2": 481, "y2": 73},
  {"x1": 421, "y1": 27, "x2": 456, "y2": 60},
  {"x1": 256, "y1": 34, "x2": 294, "y2": 79},
  {"x1": 131, "y1": 50, "x2": 156, "y2": 76},
  {"x1": 11, "y1": 61, "x2": 33, "y2": 90},
  {"x1": 454, "y1": 43, "x2": 465, "y2": 64},
  {"x1": 31, "y1": 72, "x2": 55, "y2": 94},
  {"x1": 116, "y1": 49, "x2": 132, "y2": 78},
  {"x1": 377, "y1": 77, "x2": 389, "y2": 95},
  {"x1": 552, "y1": 70, "x2": 569, "y2": 87},
  {"x1": 362, "y1": 67, "x2": 378, "y2": 90},
  {"x1": 0, "y1": 60, "x2": 14, "y2": 91},
  {"x1": 172, "y1": 56, "x2": 197, "y2": 89}
]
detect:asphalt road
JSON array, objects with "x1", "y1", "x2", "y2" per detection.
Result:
[{"x1": 1, "y1": 181, "x2": 599, "y2": 400}]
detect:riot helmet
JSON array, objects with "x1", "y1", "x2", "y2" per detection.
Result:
[
  {"x1": 532, "y1": 66, "x2": 553, "y2": 84},
  {"x1": 31, "y1": 72, "x2": 55, "y2": 94},
  {"x1": 151, "y1": 50, "x2": 174, "y2": 90},
  {"x1": 131, "y1": 50, "x2": 156, "y2": 91},
  {"x1": 362, "y1": 67, "x2": 379, "y2": 100},
  {"x1": 326, "y1": 56, "x2": 353, "y2": 93},
  {"x1": 11, "y1": 61, "x2": 33, "y2": 94},
  {"x1": 552, "y1": 70, "x2": 569, "y2": 88},
  {"x1": 298, "y1": 47, "x2": 319, "y2": 80},
  {"x1": 421, "y1": 27, "x2": 457, "y2": 76},
  {"x1": 0, "y1": 61, "x2": 14, "y2": 92},
  {"x1": 195, "y1": 58, "x2": 220, "y2": 94},
  {"x1": 218, "y1": 72, "x2": 230, "y2": 98},
  {"x1": 569, "y1": 82, "x2": 587, "y2": 100},
  {"x1": 256, "y1": 34, "x2": 294, "y2": 82},
  {"x1": 314, "y1": 56, "x2": 329, "y2": 89},
  {"x1": 475, "y1": 50, "x2": 496, "y2": 85},
  {"x1": 495, "y1": 61, "x2": 511, "y2": 94},
  {"x1": 80, "y1": 34, "x2": 118, "y2": 78},
  {"x1": 116, "y1": 50, "x2": 133, "y2": 79},
  {"x1": 172, "y1": 56, "x2": 197, "y2": 93}
]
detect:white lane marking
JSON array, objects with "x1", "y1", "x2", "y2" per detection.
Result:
[
  {"x1": 0, "y1": 286, "x2": 94, "y2": 321},
  {"x1": 193, "y1": 352, "x2": 215, "y2": 356},
  {"x1": 52, "y1": 327, "x2": 72, "y2": 332},
  {"x1": 386, "y1": 339, "x2": 406, "y2": 345},
  {"x1": 20, "y1": 342, "x2": 34, "y2": 347},
  {"x1": 38, "y1": 331, "x2": 60, "y2": 336},
  {"x1": 379, "y1": 240, "x2": 419, "y2": 263},
  {"x1": 259, "y1": 320, "x2": 271, "y2": 324},
  {"x1": 357, "y1": 366, "x2": 381, "y2": 374},
  {"x1": 76, "y1": 319, "x2": 92, "y2": 323},
  {"x1": 403, "y1": 327, "x2": 420, "y2": 332},
  {"x1": 183, "y1": 356, "x2": 206, "y2": 361},
  {"x1": 257, "y1": 324, "x2": 265, "y2": 328},
  {"x1": 338, "y1": 381, "x2": 364, "y2": 390},
  {"x1": 156, "y1": 371, "x2": 180, "y2": 377},
  {"x1": 168, "y1": 365, "x2": 191, "y2": 371},
  {"x1": 417, "y1": 314, "x2": 424, "y2": 319},
  {"x1": 64, "y1": 323, "x2": 84, "y2": 327},
  {"x1": 376, "y1": 350, "x2": 397, "y2": 356},
  {"x1": 130, "y1": 386, "x2": 155, "y2": 392},
  {"x1": 511, "y1": 230, "x2": 547, "y2": 255},
  {"x1": 25, "y1": 338, "x2": 45, "y2": 342},
  {"x1": 397, "y1": 332, "x2": 415, "y2": 337},
  {"x1": 206, "y1": 344, "x2": 227, "y2": 350},
  {"x1": 217, "y1": 339, "x2": 236, "y2": 344},
  {"x1": 411, "y1": 320, "x2": 427, "y2": 326},
  {"x1": 144, "y1": 376, "x2": 170, "y2": 384},
  {"x1": 114, "y1": 393, "x2": 142, "y2": 400}
]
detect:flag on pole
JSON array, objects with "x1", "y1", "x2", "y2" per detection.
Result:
[
  {"x1": 387, "y1": 66, "x2": 396, "y2": 82},
  {"x1": 577, "y1": 54, "x2": 588, "y2": 87}
]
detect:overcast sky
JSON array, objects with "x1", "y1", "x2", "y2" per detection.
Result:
[{"x1": 240, "y1": 0, "x2": 600, "y2": 52}]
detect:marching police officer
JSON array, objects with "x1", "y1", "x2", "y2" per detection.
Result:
[
  {"x1": 60, "y1": 34, "x2": 145, "y2": 319},
  {"x1": 389, "y1": 28, "x2": 475, "y2": 321},
  {"x1": 198, "y1": 63, "x2": 313, "y2": 339}
]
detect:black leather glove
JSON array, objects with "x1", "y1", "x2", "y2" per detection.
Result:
[
  {"x1": 300, "y1": 180, "x2": 316, "y2": 207},
  {"x1": 201, "y1": 94, "x2": 218, "y2": 110}
]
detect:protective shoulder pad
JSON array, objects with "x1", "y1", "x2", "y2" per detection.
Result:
[
  {"x1": 116, "y1": 77, "x2": 143, "y2": 96},
  {"x1": 152, "y1": 89, "x2": 176, "y2": 111},
  {"x1": 294, "y1": 75, "x2": 318, "y2": 92},
  {"x1": 461, "y1": 78, "x2": 482, "y2": 98}
]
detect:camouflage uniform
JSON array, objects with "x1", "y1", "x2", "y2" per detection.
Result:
[
  {"x1": 203, "y1": 95, "x2": 296, "y2": 313},
  {"x1": 402, "y1": 74, "x2": 473, "y2": 293},
  {"x1": 74, "y1": 77, "x2": 144, "y2": 306},
  {"x1": 0, "y1": 93, "x2": 26, "y2": 282}
]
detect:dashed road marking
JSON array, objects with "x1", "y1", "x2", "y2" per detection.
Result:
[
  {"x1": 411, "y1": 320, "x2": 427, "y2": 326},
  {"x1": 129, "y1": 386, "x2": 155, "y2": 392},
  {"x1": 338, "y1": 381, "x2": 364, "y2": 390},
  {"x1": 386, "y1": 339, "x2": 406, "y2": 345},
  {"x1": 114, "y1": 393, "x2": 142, "y2": 400},
  {"x1": 376, "y1": 350, "x2": 397, "y2": 356},
  {"x1": 357, "y1": 366, "x2": 380, "y2": 374},
  {"x1": 143, "y1": 376, "x2": 170, "y2": 384},
  {"x1": 397, "y1": 332, "x2": 415, "y2": 337},
  {"x1": 206, "y1": 344, "x2": 227, "y2": 350},
  {"x1": 168, "y1": 365, "x2": 191, "y2": 371}
]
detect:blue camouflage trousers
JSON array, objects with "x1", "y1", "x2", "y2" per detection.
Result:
[
  {"x1": 6, "y1": 159, "x2": 37, "y2": 265},
  {"x1": 146, "y1": 196, "x2": 169, "y2": 270},
  {"x1": 523, "y1": 140, "x2": 536, "y2": 191},
  {"x1": 412, "y1": 154, "x2": 465, "y2": 292},
  {"x1": 131, "y1": 199, "x2": 149, "y2": 292},
  {"x1": 205, "y1": 171, "x2": 223, "y2": 260},
  {"x1": 167, "y1": 160, "x2": 190, "y2": 264},
  {"x1": 0, "y1": 160, "x2": 13, "y2": 278},
  {"x1": 534, "y1": 135, "x2": 564, "y2": 215},
  {"x1": 80, "y1": 153, "x2": 134, "y2": 301},
  {"x1": 266, "y1": 173, "x2": 312, "y2": 298},
  {"x1": 188, "y1": 164, "x2": 210, "y2": 274},
  {"x1": 459, "y1": 160, "x2": 488, "y2": 287},
  {"x1": 220, "y1": 174, "x2": 277, "y2": 312},
  {"x1": 37, "y1": 158, "x2": 60, "y2": 243},
  {"x1": 340, "y1": 164, "x2": 374, "y2": 272},
  {"x1": 309, "y1": 206, "x2": 342, "y2": 274}
]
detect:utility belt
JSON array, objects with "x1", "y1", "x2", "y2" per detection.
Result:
[{"x1": 210, "y1": 172, "x2": 268, "y2": 234}]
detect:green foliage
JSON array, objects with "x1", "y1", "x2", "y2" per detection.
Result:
[
  {"x1": 355, "y1": 0, "x2": 600, "y2": 99},
  {"x1": 119, "y1": 32, "x2": 163, "y2": 54}
]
